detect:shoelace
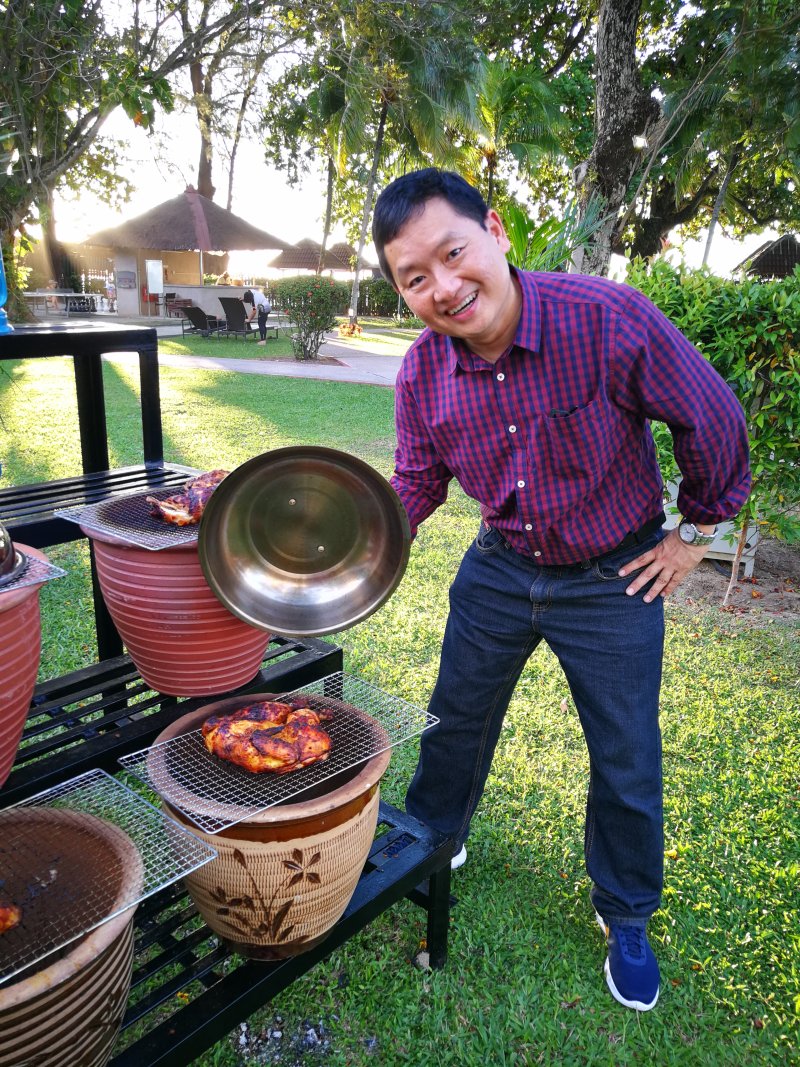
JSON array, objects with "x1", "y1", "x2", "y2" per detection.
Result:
[{"x1": 615, "y1": 924, "x2": 646, "y2": 961}]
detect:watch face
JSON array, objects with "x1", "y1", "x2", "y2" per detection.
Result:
[{"x1": 679, "y1": 523, "x2": 695, "y2": 544}]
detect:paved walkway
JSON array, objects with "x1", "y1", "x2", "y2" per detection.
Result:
[
  {"x1": 151, "y1": 339, "x2": 402, "y2": 387},
  {"x1": 29, "y1": 312, "x2": 406, "y2": 386},
  {"x1": 118, "y1": 321, "x2": 404, "y2": 387}
]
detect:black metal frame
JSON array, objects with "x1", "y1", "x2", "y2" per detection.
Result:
[{"x1": 1, "y1": 323, "x2": 455, "y2": 1066}]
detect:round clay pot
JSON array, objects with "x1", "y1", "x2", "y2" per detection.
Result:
[
  {"x1": 0, "y1": 809, "x2": 143, "y2": 1067},
  {"x1": 0, "y1": 544, "x2": 49, "y2": 788},
  {"x1": 150, "y1": 694, "x2": 391, "y2": 959},
  {"x1": 83, "y1": 529, "x2": 271, "y2": 697}
]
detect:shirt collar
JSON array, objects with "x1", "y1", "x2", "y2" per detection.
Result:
[{"x1": 444, "y1": 267, "x2": 542, "y2": 374}]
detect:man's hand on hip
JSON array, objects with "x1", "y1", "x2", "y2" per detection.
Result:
[{"x1": 618, "y1": 528, "x2": 711, "y2": 603}]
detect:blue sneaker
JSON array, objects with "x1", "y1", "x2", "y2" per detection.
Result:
[{"x1": 595, "y1": 912, "x2": 660, "y2": 1010}]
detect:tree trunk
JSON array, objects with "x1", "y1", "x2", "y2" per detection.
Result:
[
  {"x1": 487, "y1": 160, "x2": 495, "y2": 210},
  {"x1": 40, "y1": 189, "x2": 68, "y2": 287},
  {"x1": 190, "y1": 60, "x2": 216, "y2": 200},
  {"x1": 318, "y1": 156, "x2": 335, "y2": 274},
  {"x1": 702, "y1": 149, "x2": 740, "y2": 268},
  {"x1": 225, "y1": 53, "x2": 268, "y2": 211},
  {"x1": 574, "y1": 0, "x2": 660, "y2": 275},
  {"x1": 348, "y1": 99, "x2": 388, "y2": 325},
  {"x1": 722, "y1": 524, "x2": 750, "y2": 607}
]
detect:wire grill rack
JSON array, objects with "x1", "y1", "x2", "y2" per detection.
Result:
[
  {"x1": 119, "y1": 671, "x2": 438, "y2": 834},
  {"x1": 0, "y1": 769, "x2": 217, "y2": 986},
  {"x1": 0, "y1": 552, "x2": 66, "y2": 593},
  {"x1": 55, "y1": 488, "x2": 200, "y2": 550}
]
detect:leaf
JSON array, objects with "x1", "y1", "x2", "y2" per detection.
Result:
[
  {"x1": 270, "y1": 899, "x2": 295, "y2": 938},
  {"x1": 291, "y1": 848, "x2": 304, "y2": 864},
  {"x1": 306, "y1": 872, "x2": 321, "y2": 884},
  {"x1": 288, "y1": 872, "x2": 304, "y2": 887},
  {"x1": 232, "y1": 848, "x2": 248, "y2": 869},
  {"x1": 308, "y1": 852, "x2": 321, "y2": 866},
  {"x1": 277, "y1": 925, "x2": 296, "y2": 942},
  {"x1": 283, "y1": 860, "x2": 303, "y2": 872}
]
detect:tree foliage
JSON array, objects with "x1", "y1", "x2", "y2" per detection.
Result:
[{"x1": 627, "y1": 259, "x2": 800, "y2": 545}]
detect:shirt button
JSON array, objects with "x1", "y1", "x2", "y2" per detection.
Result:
[
  {"x1": 509, "y1": 425, "x2": 517, "y2": 433},
  {"x1": 496, "y1": 372, "x2": 505, "y2": 381},
  {"x1": 533, "y1": 550, "x2": 542, "y2": 557},
  {"x1": 517, "y1": 480, "x2": 526, "y2": 488},
  {"x1": 524, "y1": 523, "x2": 533, "y2": 531}
]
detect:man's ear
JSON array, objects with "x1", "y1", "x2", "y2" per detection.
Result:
[{"x1": 486, "y1": 210, "x2": 511, "y2": 253}]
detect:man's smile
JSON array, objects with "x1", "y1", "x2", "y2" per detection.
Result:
[{"x1": 447, "y1": 292, "x2": 477, "y2": 316}]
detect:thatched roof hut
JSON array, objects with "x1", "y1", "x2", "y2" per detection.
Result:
[
  {"x1": 82, "y1": 188, "x2": 292, "y2": 253},
  {"x1": 733, "y1": 234, "x2": 800, "y2": 279}
]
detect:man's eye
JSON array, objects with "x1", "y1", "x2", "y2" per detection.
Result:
[
  {"x1": 447, "y1": 247, "x2": 463, "y2": 260},
  {"x1": 407, "y1": 275, "x2": 424, "y2": 289}
]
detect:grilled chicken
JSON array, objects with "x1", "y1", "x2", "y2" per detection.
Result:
[
  {"x1": 202, "y1": 699, "x2": 333, "y2": 775},
  {"x1": 0, "y1": 901, "x2": 22, "y2": 934},
  {"x1": 147, "y1": 469, "x2": 229, "y2": 526}
]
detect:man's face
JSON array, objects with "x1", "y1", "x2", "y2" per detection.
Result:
[{"x1": 383, "y1": 196, "x2": 520, "y2": 358}]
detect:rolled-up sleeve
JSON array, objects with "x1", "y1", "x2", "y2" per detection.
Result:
[
  {"x1": 390, "y1": 378, "x2": 453, "y2": 537},
  {"x1": 613, "y1": 287, "x2": 751, "y2": 524}
]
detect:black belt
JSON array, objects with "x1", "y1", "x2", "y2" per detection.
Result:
[{"x1": 582, "y1": 511, "x2": 666, "y2": 567}]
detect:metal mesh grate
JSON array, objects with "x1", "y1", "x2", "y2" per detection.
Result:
[
  {"x1": 55, "y1": 488, "x2": 201, "y2": 550},
  {"x1": 119, "y1": 671, "x2": 438, "y2": 834},
  {"x1": 0, "y1": 769, "x2": 217, "y2": 986},
  {"x1": 0, "y1": 552, "x2": 66, "y2": 593}
]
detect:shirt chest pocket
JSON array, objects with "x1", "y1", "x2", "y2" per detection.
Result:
[{"x1": 530, "y1": 397, "x2": 620, "y2": 512}]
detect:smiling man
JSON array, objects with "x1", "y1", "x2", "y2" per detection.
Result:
[{"x1": 372, "y1": 168, "x2": 751, "y2": 1012}]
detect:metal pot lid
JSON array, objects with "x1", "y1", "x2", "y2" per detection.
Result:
[{"x1": 198, "y1": 447, "x2": 411, "y2": 638}]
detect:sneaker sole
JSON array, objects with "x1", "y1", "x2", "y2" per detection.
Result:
[
  {"x1": 451, "y1": 846, "x2": 467, "y2": 870},
  {"x1": 595, "y1": 912, "x2": 659, "y2": 1012}
]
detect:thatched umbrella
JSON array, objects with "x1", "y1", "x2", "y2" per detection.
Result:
[{"x1": 82, "y1": 187, "x2": 293, "y2": 276}]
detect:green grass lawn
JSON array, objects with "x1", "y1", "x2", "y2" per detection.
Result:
[{"x1": 1, "y1": 356, "x2": 798, "y2": 1065}]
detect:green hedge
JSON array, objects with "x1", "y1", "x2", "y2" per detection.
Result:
[{"x1": 627, "y1": 259, "x2": 800, "y2": 542}]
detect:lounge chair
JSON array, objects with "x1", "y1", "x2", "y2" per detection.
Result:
[
  {"x1": 181, "y1": 306, "x2": 223, "y2": 337},
  {"x1": 218, "y1": 296, "x2": 256, "y2": 340}
]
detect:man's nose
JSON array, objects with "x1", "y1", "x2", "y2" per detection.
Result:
[{"x1": 432, "y1": 270, "x2": 459, "y2": 304}]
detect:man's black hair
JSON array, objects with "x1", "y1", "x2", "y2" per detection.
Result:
[{"x1": 372, "y1": 168, "x2": 489, "y2": 287}]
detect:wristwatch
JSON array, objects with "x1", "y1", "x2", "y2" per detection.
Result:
[{"x1": 678, "y1": 519, "x2": 716, "y2": 547}]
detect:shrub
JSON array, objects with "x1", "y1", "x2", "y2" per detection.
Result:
[
  {"x1": 271, "y1": 275, "x2": 340, "y2": 361},
  {"x1": 627, "y1": 259, "x2": 800, "y2": 544},
  {"x1": 357, "y1": 276, "x2": 398, "y2": 317}
]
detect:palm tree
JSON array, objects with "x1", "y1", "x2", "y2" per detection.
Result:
[
  {"x1": 329, "y1": 5, "x2": 482, "y2": 323},
  {"x1": 472, "y1": 57, "x2": 565, "y2": 209}
]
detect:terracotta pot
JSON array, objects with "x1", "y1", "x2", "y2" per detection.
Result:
[
  {"x1": 0, "y1": 544, "x2": 49, "y2": 788},
  {"x1": 151, "y1": 695, "x2": 391, "y2": 959},
  {"x1": 0, "y1": 809, "x2": 143, "y2": 1067},
  {"x1": 83, "y1": 529, "x2": 271, "y2": 697}
]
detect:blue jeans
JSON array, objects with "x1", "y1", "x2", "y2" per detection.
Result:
[{"x1": 406, "y1": 523, "x2": 665, "y2": 924}]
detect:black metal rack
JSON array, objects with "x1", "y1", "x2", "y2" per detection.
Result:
[{"x1": 1, "y1": 323, "x2": 453, "y2": 1066}]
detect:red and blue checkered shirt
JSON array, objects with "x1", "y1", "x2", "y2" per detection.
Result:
[{"x1": 391, "y1": 268, "x2": 751, "y2": 565}]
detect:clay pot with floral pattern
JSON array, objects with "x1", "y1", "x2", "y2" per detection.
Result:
[{"x1": 150, "y1": 694, "x2": 391, "y2": 959}]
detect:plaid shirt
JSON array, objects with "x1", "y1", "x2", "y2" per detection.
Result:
[{"x1": 391, "y1": 268, "x2": 751, "y2": 565}]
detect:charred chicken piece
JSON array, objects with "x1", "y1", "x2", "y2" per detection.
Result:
[
  {"x1": 202, "y1": 699, "x2": 333, "y2": 775},
  {"x1": 0, "y1": 901, "x2": 22, "y2": 934},
  {"x1": 147, "y1": 469, "x2": 229, "y2": 526}
]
